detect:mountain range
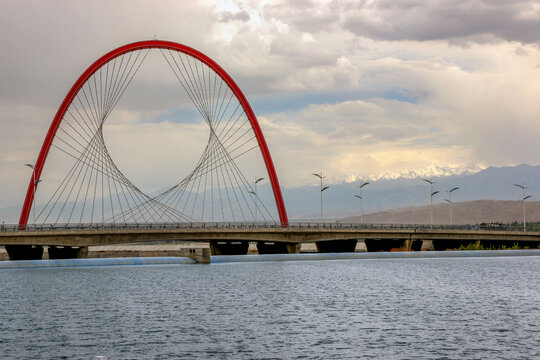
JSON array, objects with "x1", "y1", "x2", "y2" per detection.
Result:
[
  {"x1": 280, "y1": 164, "x2": 540, "y2": 220},
  {"x1": 2, "y1": 164, "x2": 540, "y2": 223}
]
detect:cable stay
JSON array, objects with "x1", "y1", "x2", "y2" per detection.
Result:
[{"x1": 31, "y1": 46, "x2": 277, "y2": 226}]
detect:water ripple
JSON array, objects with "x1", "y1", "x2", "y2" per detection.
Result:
[{"x1": 0, "y1": 257, "x2": 538, "y2": 359}]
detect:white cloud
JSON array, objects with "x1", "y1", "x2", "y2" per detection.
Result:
[
  {"x1": 260, "y1": 99, "x2": 475, "y2": 186},
  {"x1": 2, "y1": 0, "x2": 540, "y2": 217}
]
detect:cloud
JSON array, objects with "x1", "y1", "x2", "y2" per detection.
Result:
[
  {"x1": 260, "y1": 98, "x2": 473, "y2": 186},
  {"x1": 264, "y1": 0, "x2": 341, "y2": 34},
  {"x1": 0, "y1": 0, "x2": 218, "y2": 105},
  {"x1": 255, "y1": 39, "x2": 540, "y2": 186},
  {"x1": 219, "y1": 10, "x2": 250, "y2": 22},
  {"x1": 264, "y1": 0, "x2": 540, "y2": 45},
  {"x1": 515, "y1": 46, "x2": 529, "y2": 56},
  {"x1": 2, "y1": 0, "x2": 540, "y2": 213}
]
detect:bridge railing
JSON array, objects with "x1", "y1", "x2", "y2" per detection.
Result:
[{"x1": 0, "y1": 221, "x2": 526, "y2": 232}]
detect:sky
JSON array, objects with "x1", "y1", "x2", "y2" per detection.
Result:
[{"x1": 1, "y1": 0, "x2": 540, "y2": 215}]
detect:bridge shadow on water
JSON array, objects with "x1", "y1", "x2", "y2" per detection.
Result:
[{"x1": 1, "y1": 250, "x2": 539, "y2": 269}]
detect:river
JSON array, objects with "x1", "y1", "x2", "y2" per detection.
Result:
[{"x1": 1, "y1": 256, "x2": 539, "y2": 359}]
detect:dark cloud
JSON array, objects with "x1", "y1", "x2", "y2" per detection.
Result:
[
  {"x1": 219, "y1": 10, "x2": 250, "y2": 22},
  {"x1": 342, "y1": 0, "x2": 540, "y2": 44},
  {"x1": 266, "y1": 0, "x2": 540, "y2": 44},
  {"x1": 265, "y1": 0, "x2": 340, "y2": 33}
]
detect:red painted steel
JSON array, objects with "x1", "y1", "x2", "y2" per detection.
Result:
[{"x1": 19, "y1": 40, "x2": 289, "y2": 228}]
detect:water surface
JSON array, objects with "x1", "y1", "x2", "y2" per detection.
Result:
[{"x1": 1, "y1": 256, "x2": 539, "y2": 359}]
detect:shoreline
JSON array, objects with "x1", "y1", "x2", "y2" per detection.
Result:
[{"x1": 1, "y1": 249, "x2": 539, "y2": 269}]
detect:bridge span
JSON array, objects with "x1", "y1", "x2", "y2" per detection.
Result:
[
  {"x1": 1, "y1": 223, "x2": 539, "y2": 260},
  {"x1": 13, "y1": 41, "x2": 540, "y2": 262}
]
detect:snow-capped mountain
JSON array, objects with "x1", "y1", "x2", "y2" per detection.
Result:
[
  {"x1": 341, "y1": 164, "x2": 487, "y2": 183},
  {"x1": 281, "y1": 164, "x2": 540, "y2": 220}
]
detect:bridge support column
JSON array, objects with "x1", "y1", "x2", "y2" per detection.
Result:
[
  {"x1": 210, "y1": 241, "x2": 249, "y2": 255},
  {"x1": 256, "y1": 241, "x2": 301, "y2": 254},
  {"x1": 180, "y1": 248, "x2": 211, "y2": 264},
  {"x1": 421, "y1": 240, "x2": 435, "y2": 251},
  {"x1": 365, "y1": 238, "x2": 419, "y2": 252},
  {"x1": 48, "y1": 246, "x2": 88, "y2": 259},
  {"x1": 315, "y1": 239, "x2": 358, "y2": 253},
  {"x1": 5, "y1": 245, "x2": 44, "y2": 260}
]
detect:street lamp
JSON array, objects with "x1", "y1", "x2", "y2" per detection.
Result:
[
  {"x1": 250, "y1": 177, "x2": 264, "y2": 222},
  {"x1": 25, "y1": 163, "x2": 42, "y2": 225},
  {"x1": 423, "y1": 178, "x2": 437, "y2": 228},
  {"x1": 313, "y1": 171, "x2": 329, "y2": 221},
  {"x1": 513, "y1": 184, "x2": 531, "y2": 231},
  {"x1": 444, "y1": 187, "x2": 460, "y2": 226},
  {"x1": 355, "y1": 181, "x2": 370, "y2": 224}
]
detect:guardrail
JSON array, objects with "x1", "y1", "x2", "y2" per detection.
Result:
[{"x1": 0, "y1": 222, "x2": 520, "y2": 232}]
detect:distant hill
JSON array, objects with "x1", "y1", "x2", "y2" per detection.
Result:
[
  {"x1": 281, "y1": 164, "x2": 540, "y2": 219},
  {"x1": 340, "y1": 200, "x2": 540, "y2": 225}
]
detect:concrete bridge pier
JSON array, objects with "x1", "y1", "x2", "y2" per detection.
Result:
[
  {"x1": 180, "y1": 248, "x2": 211, "y2": 263},
  {"x1": 5, "y1": 245, "x2": 44, "y2": 260},
  {"x1": 48, "y1": 246, "x2": 88, "y2": 259},
  {"x1": 210, "y1": 241, "x2": 249, "y2": 255},
  {"x1": 315, "y1": 239, "x2": 358, "y2": 253},
  {"x1": 420, "y1": 240, "x2": 435, "y2": 251},
  {"x1": 256, "y1": 241, "x2": 301, "y2": 254}
]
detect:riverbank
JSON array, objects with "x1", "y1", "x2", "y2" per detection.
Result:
[
  {"x1": 0, "y1": 242, "x2": 367, "y2": 261},
  {"x1": 212, "y1": 249, "x2": 540, "y2": 263},
  {"x1": 1, "y1": 249, "x2": 539, "y2": 269},
  {"x1": 3, "y1": 241, "x2": 540, "y2": 262}
]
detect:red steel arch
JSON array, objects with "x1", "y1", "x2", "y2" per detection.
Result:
[{"x1": 19, "y1": 40, "x2": 289, "y2": 228}]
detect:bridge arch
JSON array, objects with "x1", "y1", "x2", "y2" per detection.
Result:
[{"x1": 19, "y1": 40, "x2": 289, "y2": 228}]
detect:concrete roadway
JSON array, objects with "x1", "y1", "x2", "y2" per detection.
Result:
[{"x1": 1, "y1": 226, "x2": 539, "y2": 247}]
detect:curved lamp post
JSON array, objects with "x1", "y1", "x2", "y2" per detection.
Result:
[
  {"x1": 313, "y1": 172, "x2": 329, "y2": 221},
  {"x1": 423, "y1": 178, "x2": 438, "y2": 228},
  {"x1": 355, "y1": 181, "x2": 370, "y2": 224},
  {"x1": 444, "y1": 187, "x2": 460, "y2": 226},
  {"x1": 514, "y1": 184, "x2": 531, "y2": 231},
  {"x1": 250, "y1": 177, "x2": 264, "y2": 222}
]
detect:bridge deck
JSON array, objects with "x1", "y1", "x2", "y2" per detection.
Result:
[{"x1": 1, "y1": 225, "x2": 539, "y2": 247}]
